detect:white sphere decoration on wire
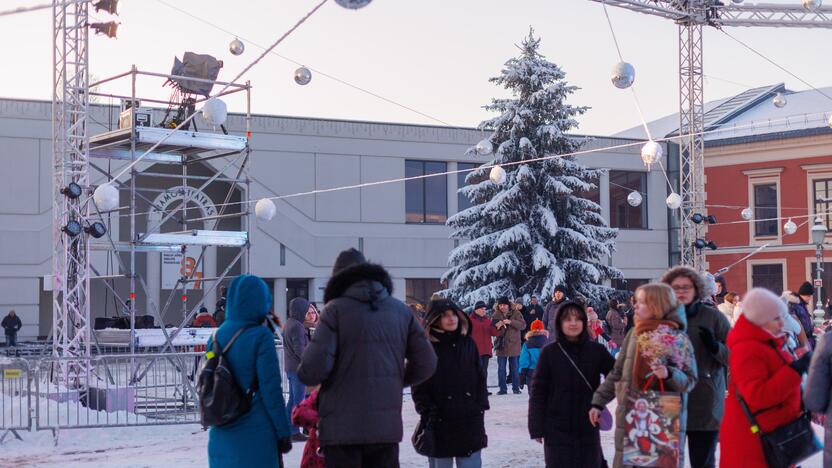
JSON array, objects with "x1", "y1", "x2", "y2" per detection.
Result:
[
  {"x1": 640, "y1": 140, "x2": 663, "y2": 168},
  {"x1": 93, "y1": 183, "x2": 119, "y2": 211},
  {"x1": 489, "y1": 165, "x2": 507, "y2": 185},
  {"x1": 202, "y1": 98, "x2": 228, "y2": 126},
  {"x1": 475, "y1": 139, "x2": 493, "y2": 155},
  {"x1": 803, "y1": 0, "x2": 823, "y2": 10},
  {"x1": 229, "y1": 38, "x2": 245, "y2": 56},
  {"x1": 335, "y1": 0, "x2": 372, "y2": 8},
  {"x1": 666, "y1": 192, "x2": 682, "y2": 210},
  {"x1": 784, "y1": 218, "x2": 798, "y2": 235},
  {"x1": 294, "y1": 67, "x2": 312, "y2": 85},
  {"x1": 627, "y1": 191, "x2": 643, "y2": 207},
  {"x1": 610, "y1": 62, "x2": 636, "y2": 89},
  {"x1": 255, "y1": 198, "x2": 277, "y2": 221},
  {"x1": 773, "y1": 92, "x2": 787, "y2": 108},
  {"x1": 741, "y1": 207, "x2": 754, "y2": 221}
]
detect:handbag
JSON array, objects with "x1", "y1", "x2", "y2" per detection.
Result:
[
  {"x1": 622, "y1": 376, "x2": 683, "y2": 468},
  {"x1": 735, "y1": 392, "x2": 821, "y2": 468},
  {"x1": 411, "y1": 415, "x2": 436, "y2": 456},
  {"x1": 556, "y1": 342, "x2": 613, "y2": 431}
]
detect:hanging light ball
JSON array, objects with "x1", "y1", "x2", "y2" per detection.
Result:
[
  {"x1": 784, "y1": 218, "x2": 798, "y2": 235},
  {"x1": 803, "y1": 0, "x2": 823, "y2": 10},
  {"x1": 640, "y1": 140, "x2": 663, "y2": 168},
  {"x1": 294, "y1": 67, "x2": 312, "y2": 86},
  {"x1": 475, "y1": 139, "x2": 493, "y2": 155},
  {"x1": 334, "y1": 0, "x2": 372, "y2": 8},
  {"x1": 610, "y1": 62, "x2": 636, "y2": 89},
  {"x1": 666, "y1": 192, "x2": 682, "y2": 210},
  {"x1": 229, "y1": 38, "x2": 245, "y2": 56},
  {"x1": 627, "y1": 191, "x2": 643, "y2": 207},
  {"x1": 773, "y1": 92, "x2": 787, "y2": 108},
  {"x1": 489, "y1": 165, "x2": 507, "y2": 185},
  {"x1": 255, "y1": 198, "x2": 277, "y2": 221},
  {"x1": 741, "y1": 207, "x2": 754, "y2": 221},
  {"x1": 93, "y1": 183, "x2": 119, "y2": 211},
  {"x1": 202, "y1": 98, "x2": 228, "y2": 126}
]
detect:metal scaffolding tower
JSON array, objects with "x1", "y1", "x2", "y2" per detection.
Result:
[{"x1": 588, "y1": 0, "x2": 832, "y2": 271}]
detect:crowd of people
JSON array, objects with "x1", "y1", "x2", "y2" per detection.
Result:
[{"x1": 201, "y1": 249, "x2": 832, "y2": 468}]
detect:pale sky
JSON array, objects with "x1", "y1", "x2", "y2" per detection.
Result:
[{"x1": 1, "y1": 0, "x2": 830, "y2": 136}]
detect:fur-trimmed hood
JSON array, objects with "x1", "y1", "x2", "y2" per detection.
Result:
[
  {"x1": 525, "y1": 329, "x2": 549, "y2": 341},
  {"x1": 524, "y1": 330, "x2": 549, "y2": 349},
  {"x1": 424, "y1": 300, "x2": 471, "y2": 342},
  {"x1": 323, "y1": 262, "x2": 394, "y2": 306},
  {"x1": 781, "y1": 290, "x2": 800, "y2": 305}
]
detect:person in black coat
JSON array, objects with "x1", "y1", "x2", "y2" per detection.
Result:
[
  {"x1": 2, "y1": 310, "x2": 22, "y2": 347},
  {"x1": 528, "y1": 301, "x2": 615, "y2": 468},
  {"x1": 412, "y1": 299, "x2": 489, "y2": 467}
]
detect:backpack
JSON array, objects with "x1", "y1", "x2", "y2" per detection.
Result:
[{"x1": 197, "y1": 325, "x2": 259, "y2": 428}]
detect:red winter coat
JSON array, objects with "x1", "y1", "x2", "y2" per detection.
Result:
[
  {"x1": 192, "y1": 313, "x2": 217, "y2": 328},
  {"x1": 468, "y1": 313, "x2": 499, "y2": 357},
  {"x1": 719, "y1": 314, "x2": 802, "y2": 468},
  {"x1": 291, "y1": 391, "x2": 325, "y2": 468}
]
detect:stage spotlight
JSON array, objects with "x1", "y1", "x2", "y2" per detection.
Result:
[
  {"x1": 707, "y1": 240, "x2": 718, "y2": 250},
  {"x1": 60, "y1": 182, "x2": 83, "y2": 199},
  {"x1": 90, "y1": 21, "x2": 118, "y2": 38},
  {"x1": 63, "y1": 220, "x2": 83, "y2": 237},
  {"x1": 692, "y1": 213, "x2": 704, "y2": 224},
  {"x1": 707, "y1": 215, "x2": 717, "y2": 224},
  {"x1": 85, "y1": 222, "x2": 107, "y2": 239},
  {"x1": 93, "y1": 0, "x2": 119, "y2": 15},
  {"x1": 693, "y1": 238, "x2": 706, "y2": 249}
]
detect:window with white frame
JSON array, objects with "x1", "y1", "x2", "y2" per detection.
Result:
[
  {"x1": 814, "y1": 178, "x2": 832, "y2": 230},
  {"x1": 753, "y1": 183, "x2": 778, "y2": 237},
  {"x1": 750, "y1": 263, "x2": 784, "y2": 295}
]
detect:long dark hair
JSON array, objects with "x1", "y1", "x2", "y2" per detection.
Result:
[{"x1": 554, "y1": 301, "x2": 590, "y2": 343}]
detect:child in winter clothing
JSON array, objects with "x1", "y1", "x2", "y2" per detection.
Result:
[
  {"x1": 519, "y1": 320, "x2": 549, "y2": 392},
  {"x1": 291, "y1": 390, "x2": 325, "y2": 468}
]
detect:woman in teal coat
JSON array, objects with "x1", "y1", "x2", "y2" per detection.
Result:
[{"x1": 207, "y1": 275, "x2": 292, "y2": 467}]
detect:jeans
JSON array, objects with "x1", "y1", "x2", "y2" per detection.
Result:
[
  {"x1": 429, "y1": 450, "x2": 482, "y2": 468},
  {"x1": 497, "y1": 356, "x2": 519, "y2": 393},
  {"x1": 322, "y1": 443, "x2": 399, "y2": 468},
  {"x1": 285, "y1": 371, "x2": 306, "y2": 434},
  {"x1": 5, "y1": 333, "x2": 15, "y2": 347},
  {"x1": 687, "y1": 430, "x2": 718, "y2": 468},
  {"x1": 479, "y1": 356, "x2": 490, "y2": 386}
]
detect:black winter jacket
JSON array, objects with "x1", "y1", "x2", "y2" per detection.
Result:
[
  {"x1": 2, "y1": 314, "x2": 21, "y2": 335},
  {"x1": 297, "y1": 263, "x2": 437, "y2": 446},
  {"x1": 283, "y1": 298, "x2": 309, "y2": 373}
]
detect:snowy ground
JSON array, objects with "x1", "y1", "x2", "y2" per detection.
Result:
[{"x1": 1, "y1": 359, "x2": 825, "y2": 467}]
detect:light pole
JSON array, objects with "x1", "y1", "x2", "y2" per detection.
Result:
[{"x1": 811, "y1": 216, "x2": 828, "y2": 328}]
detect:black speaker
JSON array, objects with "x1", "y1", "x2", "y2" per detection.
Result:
[
  {"x1": 94, "y1": 317, "x2": 119, "y2": 330},
  {"x1": 135, "y1": 315, "x2": 155, "y2": 329}
]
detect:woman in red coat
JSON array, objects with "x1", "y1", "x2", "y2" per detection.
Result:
[{"x1": 719, "y1": 288, "x2": 812, "y2": 468}]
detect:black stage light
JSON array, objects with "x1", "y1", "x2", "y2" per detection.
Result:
[
  {"x1": 63, "y1": 220, "x2": 83, "y2": 237},
  {"x1": 61, "y1": 182, "x2": 83, "y2": 199},
  {"x1": 86, "y1": 222, "x2": 107, "y2": 239}
]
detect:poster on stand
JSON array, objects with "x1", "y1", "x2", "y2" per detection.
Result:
[{"x1": 162, "y1": 252, "x2": 203, "y2": 290}]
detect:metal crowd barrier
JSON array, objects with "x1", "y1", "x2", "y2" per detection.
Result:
[{"x1": 0, "y1": 358, "x2": 31, "y2": 441}]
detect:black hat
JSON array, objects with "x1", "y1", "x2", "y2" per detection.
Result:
[
  {"x1": 332, "y1": 248, "x2": 366, "y2": 276},
  {"x1": 554, "y1": 285, "x2": 567, "y2": 294},
  {"x1": 497, "y1": 296, "x2": 511, "y2": 306},
  {"x1": 798, "y1": 281, "x2": 815, "y2": 297},
  {"x1": 199, "y1": 306, "x2": 208, "y2": 314},
  {"x1": 474, "y1": 301, "x2": 487, "y2": 310}
]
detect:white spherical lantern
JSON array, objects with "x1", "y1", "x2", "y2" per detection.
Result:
[
  {"x1": 255, "y1": 198, "x2": 276, "y2": 221},
  {"x1": 741, "y1": 207, "x2": 753, "y2": 221},
  {"x1": 294, "y1": 67, "x2": 312, "y2": 86},
  {"x1": 627, "y1": 191, "x2": 643, "y2": 207},
  {"x1": 610, "y1": 62, "x2": 636, "y2": 89},
  {"x1": 784, "y1": 218, "x2": 798, "y2": 235},
  {"x1": 804, "y1": 0, "x2": 823, "y2": 10},
  {"x1": 489, "y1": 165, "x2": 507, "y2": 185},
  {"x1": 93, "y1": 183, "x2": 119, "y2": 211},
  {"x1": 476, "y1": 139, "x2": 493, "y2": 155},
  {"x1": 773, "y1": 92, "x2": 787, "y2": 108},
  {"x1": 641, "y1": 140, "x2": 663, "y2": 168},
  {"x1": 335, "y1": 0, "x2": 372, "y2": 8},
  {"x1": 229, "y1": 38, "x2": 245, "y2": 56},
  {"x1": 202, "y1": 98, "x2": 228, "y2": 126},
  {"x1": 666, "y1": 192, "x2": 682, "y2": 210}
]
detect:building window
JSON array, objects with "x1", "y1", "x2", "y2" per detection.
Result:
[
  {"x1": 611, "y1": 278, "x2": 650, "y2": 293},
  {"x1": 457, "y1": 162, "x2": 479, "y2": 213},
  {"x1": 406, "y1": 278, "x2": 442, "y2": 307},
  {"x1": 753, "y1": 183, "x2": 778, "y2": 237},
  {"x1": 286, "y1": 278, "x2": 309, "y2": 311},
  {"x1": 751, "y1": 264, "x2": 784, "y2": 295},
  {"x1": 406, "y1": 160, "x2": 447, "y2": 223},
  {"x1": 814, "y1": 178, "x2": 832, "y2": 230},
  {"x1": 609, "y1": 171, "x2": 647, "y2": 229}
]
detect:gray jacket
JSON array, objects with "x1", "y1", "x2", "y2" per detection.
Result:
[
  {"x1": 805, "y1": 330, "x2": 832, "y2": 466},
  {"x1": 684, "y1": 301, "x2": 731, "y2": 431},
  {"x1": 297, "y1": 262, "x2": 437, "y2": 446},
  {"x1": 283, "y1": 297, "x2": 309, "y2": 374}
]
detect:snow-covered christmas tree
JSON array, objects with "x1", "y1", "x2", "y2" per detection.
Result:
[{"x1": 441, "y1": 29, "x2": 621, "y2": 307}]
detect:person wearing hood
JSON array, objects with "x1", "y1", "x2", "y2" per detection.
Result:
[
  {"x1": 719, "y1": 288, "x2": 812, "y2": 468},
  {"x1": 779, "y1": 290, "x2": 809, "y2": 352},
  {"x1": 590, "y1": 283, "x2": 697, "y2": 467},
  {"x1": 297, "y1": 248, "x2": 437, "y2": 467},
  {"x1": 193, "y1": 306, "x2": 217, "y2": 328},
  {"x1": 492, "y1": 296, "x2": 526, "y2": 395},
  {"x1": 2, "y1": 310, "x2": 22, "y2": 347},
  {"x1": 412, "y1": 299, "x2": 489, "y2": 467},
  {"x1": 206, "y1": 275, "x2": 292, "y2": 468},
  {"x1": 542, "y1": 286, "x2": 568, "y2": 338},
  {"x1": 285, "y1": 296, "x2": 315, "y2": 441},
  {"x1": 788, "y1": 282, "x2": 817, "y2": 350},
  {"x1": 469, "y1": 301, "x2": 499, "y2": 394},
  {"x1": 518, "y1": 320, "x2": 549, "y2": 394},
  {"x1": 661, "y1": 266, "x2": 730, "y2": 468},
  {"x1": 530, "y1": 302, "x2": 614, "y2": 467}
]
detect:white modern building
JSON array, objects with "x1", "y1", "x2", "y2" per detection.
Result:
[{"x1": 0, "y1": 98, "x2": 670, "y2": 340}]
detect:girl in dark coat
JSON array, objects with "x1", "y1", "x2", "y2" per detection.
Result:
[
  {"x1": 413, "y1": 299, "x2": 489, "y2": 467},
  {"x1": 528, "y1": 301, "x2": 615, "y2": 468}
]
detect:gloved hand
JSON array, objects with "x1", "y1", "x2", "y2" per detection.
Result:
[
  {"x1": 278, "y1": 437, "x2": 293, "y2": 454},
  {"x1": 699, "y1": 327, "x2": 719, "y2": 355},
  {"x1": 790, "y1": 352, "x2": 812, "y2": 376}
]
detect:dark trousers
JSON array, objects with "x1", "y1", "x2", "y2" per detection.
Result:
[
  {"x1": 5, "y1": 333, "x2": 15, "y2": 347},
  {"x1": 322, "y1": 443, "x2": 400, "y2": 468},
  {"x1": 497, "y1": 356, "x2": 519, "y2": 393},
  {"x1": 480, "y1": 355, "x2": 490, "y2": 384},
  {"x1": 687, "y1": 430, "x2": 718, "y2": 468},
  {"x1": 285, "y1": 371, "x2": 306, "y2": 434}
]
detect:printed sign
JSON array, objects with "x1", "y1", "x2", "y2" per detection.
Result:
[
  {"x1": 162, "y1": 252, "x2": 203, "y2": 290},
  {"x1": 3, "y1": 369, "x2": 22, "y2": 379}
]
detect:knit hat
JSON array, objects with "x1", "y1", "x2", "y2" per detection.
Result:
[
  {"x1": 741, "y1": 288, "x2": 786, "y2": 327},
  {"x1": 530, "y1": 319, "x2": 544, "y2": 331},
  {"x1": 331, "y1": 248, "x2": 366, "y2": 276},
  {"x1": 554, "y1": 286, "x2": 567, "y2": 295},
  {"x1": 497, "y1": 296, "x2": 511, "y2": 306},
  {"x1": 798, "y1": 281, "x2": 815, "y2": 297},
  {"x1": 473, "y1": 301, "x2": 487, "y2": 310}
]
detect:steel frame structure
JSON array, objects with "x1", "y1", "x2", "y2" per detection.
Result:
[{"x1": 588, "y1": 0, "x2": 832, "y2": 271}]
